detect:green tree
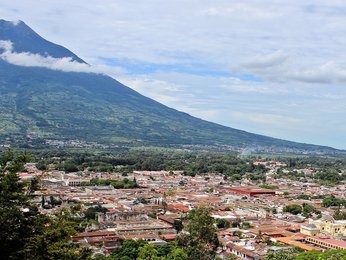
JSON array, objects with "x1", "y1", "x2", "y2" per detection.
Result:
[
  {"x1": 296, "y1": 249, "x2": 346, "y2": 259},
  {"x1": 0, "y1": 149, "x2": 14, "y2": 167},
  {"x1": 264, "y1": 249, "x2": 297, "y2": 260},
  {"x1": 173, "y1": 219, "x2": 184, "y2": 233},
  {"x1": 223, "y1": 252, "x2": 238, "y2": 260},
  {"x1": 0, "y1": 151, "x2": 90, "y2": 259},
  {"x1": 240, "y1": 221, "x2": 252, "y2": 229},
  {"x1": 321, "y1": 249, "x2": 346, "y2": 259},
  {"x1": 36, "y1": 161, "x2": 47, "y2": 171},
  {"x1": 0, "y1": 205, "x2": 31, "y2": 259},
  {"x1": 28, "y1": 177, "x2": 40, "y2": 195},
  {"x1": 295, "y1": 250, "x2": 320, "y2": 260},
  {"x1": 167, "y1": 248, "x2": 188, "y2": 260},
  {"x1": 301, "y1": 203, "x2": 321, "y2": 218},
  {"x1": 177, "y1": 207, "x2": 219, "y2": 260},
  {"x1": 0, "y1": 171, "x2": 27, "y2": 207},
  {"x1": 333, "y1": 208, "x2": 346, "y2": 220},
  {"x1": 322, "y1": 195, "x2": 344, "y2": 208},
  {"x1": 16, "y1": 151, "x2": 31, "y2": 164},
  {"x1": 157, "y1": 242, "x2": 177, "y2": 257},
  {"x1": 0, "y1": 158, "x2": 32, "y2": 259},
  {"x1": 257, "y1": 230, "x2": 263, "y2": 241},
  {"x1": 283, "y1": 204, "x2": 302, "y2": 215},
  {"x1": 63, "y1": 163, "x2": 79, "y2": 173},
  {"x1": 22, "y1": 209, "x2": 92, "y2": 259},
  {"x1": 84, "y1": 205, "x2": 107, "y2": 220},
  {"x1": 216, "y1": 218, "x2": 231, "y2": 229},
  {"x1": 162, "y1": 201, "x2": 168, "y2": 213},
  {"x1": 110, "y1": 239, "x2": 147, "y2": 259},
  {"x1": 137, "y1": 243, "x2": 159, "y2": 260}
]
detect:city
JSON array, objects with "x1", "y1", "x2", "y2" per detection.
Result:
[{"x1": 11, "y1": 151, "x2": 346, "y2": 259}]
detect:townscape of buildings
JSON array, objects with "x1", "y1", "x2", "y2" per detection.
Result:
[{"x1": 20, "y1": 160, "x2": 346, "y2": 259}]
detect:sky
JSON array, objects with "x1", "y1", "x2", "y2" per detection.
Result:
[{"x1": 1, "y1": 0, "x2": 346, "y2": 149}]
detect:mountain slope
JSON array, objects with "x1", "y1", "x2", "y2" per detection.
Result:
[
  {"x1": 0, "y1": 19, "x2": 84, "y2": 62},
  {"x1": 0, "y1": 20, "x2": 339, "y2": 153}
]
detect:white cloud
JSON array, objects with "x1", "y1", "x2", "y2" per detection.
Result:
[
  {"x1": 286, "y1": 62, "x2": 346, "y2": 84},
  {"x1": 120, "y1": 76, "x2": 185, "y2": 106},
  {"x1": 239, "y1": 50, "x2": 346, "y2": 84},
  {"x1": 231, "y1": 111, "x2": 301, "y2": 128},
  {"x1": 0, "y1": 40, "x2": 126, "y2": 75},
  {"x1": 241, "y1": 51, "x2": 289, "y2": 69}
]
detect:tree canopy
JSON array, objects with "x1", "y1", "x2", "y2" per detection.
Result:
[
  {"x1": 0, "y1": 150, "x2": 91, "y2": 259},
  {"x1": 177, "y1": 207, "x2": 219, "y2": 260}
]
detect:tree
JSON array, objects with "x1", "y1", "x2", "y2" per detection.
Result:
[
  {"x1": 0, "y1": 151, "x2": 91, "y2": 259},
  {"x1": 283, "y1": 204, "x2": 302, "y2": 215},
  {"x1": 162, "y1": 201, "x2": 168, "y2": 213},
  {"x1": 223, "y1": 252, "x2": 238, "y2": 260},
  {"x1": 167, "y1": 248, "x2": 188, "y2": 260},
  {"x1": 264, "y1": 249, "x2": 297, "y2": 260},
  {"x1": 177, "y1": 207, "x2": 219, "y2": 260},
  {"x1": 16, "y1": 151, "x2": 31, "y2": 164},
  {"x1": 84, "y1": 205, "x2": 107, "y2": 220},
  {"x1": 157, "y1": 242, "x2": 177, "y2": 257},
  {"x1": 63, "y1": 163, "x2": 79, "y2": 173},
  {"x1": 302, "y1": 203, "x2": 320, "y2": 218},
  {"x1": 0, "y1": 171, "x2": 27, "y2": 207},
  {"x1": 322, "y1": 195, "x2": 344, "y2": 208},
  {"x1": 22, "y1": 209, "x2": 92, "y2": 259},
  {"x1": 28, "y1": 177, "x2": 40, "y2": 195},
  {"x1": 137, "y1": 243, "x2": 159, "y2": 260},
  {"x1": 333, "y1": 208, "x2": 346, "y2": 220},
  {"x1": 231, "y1": 218, "x2": 241, "y2": 228},
  {"x1": 41, "y1": 195, "x2": 45, "y2": 207},
  {"x1": 257, "y1": 230, "x2": 263, "y2": 241},
  {"x1": 296, "y1": 250, "x2": 346, "y2": 259},
  {"x1": 0, "y1": 205, "x2": 31, "y2": 258},
  {"x1": 315, "y1": 168, "x2": 343, "y2": 184},
  {"x1": 36, "y1": 161, "x2": 47, "y2": 171},
  {"x1": 295, "y1": 250, "x2": 321, "y2": 260},
  {"x1": 240, "y1": 221, "x2": 252, "y2": 229},
  {"x1": 216, "y1": 218, "x2": 230, "y2": 229},
  {"x1": 173, "y1": 219, "x2": 184, "y2": 233},
  {"x1": 320, "y1": 250, "x2": 346, "y2": 259},
  {"x1": 110, "y1": 239, "x2": 147, "y2": 259},
  {"x1": 0, "y1": 159, "x2": 31, "y2": 259},
  {"x1": 0, "y1": 149, "x2": 14, "y2": 167}
]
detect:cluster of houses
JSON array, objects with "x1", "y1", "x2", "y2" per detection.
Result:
[{"x1": 18, "y1": 161, "x2": 346, "y2": 259}]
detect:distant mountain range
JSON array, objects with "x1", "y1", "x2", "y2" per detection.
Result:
[{"x1": 0, "y1": 19, "x2": 341, "y2": 154}]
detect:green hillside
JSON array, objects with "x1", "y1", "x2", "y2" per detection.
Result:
[{"x1": 0, "y1": 20, "x2": 340, "y2": 154}]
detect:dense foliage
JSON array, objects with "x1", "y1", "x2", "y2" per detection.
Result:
[
  {"x1": 110, "y1": 240, "x2": 187, "y2": 260},
  {"x1": 177, "y1": 207, "x2": 219, "y2": 260},
  {"x1": 283, "y1": 204, "x2": 303, "y2": 215},
  {"x1": 0, "y1": 150, "x2": 91, "y2": 259},
  {"x1": 29, "y1": 148, "x2": 271, "y2": 181},
  {"x1": 90, "y1": 177, "x2": 139, "y2": 189},
  {"x1": 322, "y1": 195, "x2": 346, "y2": 208},
  {"x1": 84, "y1": 205, "x2": 108, "y2": 220},
  {"x1": 266, "y1": 249, "x2": 346, "y2": 260}
]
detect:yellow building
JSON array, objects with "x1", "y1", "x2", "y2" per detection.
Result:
[
  {"x1": 313, "y1": 215, "x2": 346, "y2": 237},
  {"x1": 305, "y1": 236, "x2": 346, "y2": 250},
  {"x1": 300, "y1": 224, "x2": 320, "y2": 236}
]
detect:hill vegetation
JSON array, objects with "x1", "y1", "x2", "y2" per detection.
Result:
[{"x1": 0, "y1": 19, "x2": 341, "y2": 154}]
